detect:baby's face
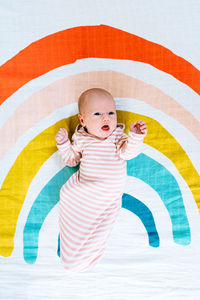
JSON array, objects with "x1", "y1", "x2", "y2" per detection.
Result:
[{"x1": 78, "y1": 94, "x2": 117, "y2": 139}]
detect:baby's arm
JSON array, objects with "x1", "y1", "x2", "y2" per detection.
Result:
[
  {"x1": 117, "y1": 121, "x2": 147, "y2": 160},
  {"x1": 55, "y1": 128, "x2": 81, "y2": 167}
]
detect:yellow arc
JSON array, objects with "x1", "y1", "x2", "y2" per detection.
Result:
[{"x1": 0, "y1": 111, "x2": 199, "y2": 257}]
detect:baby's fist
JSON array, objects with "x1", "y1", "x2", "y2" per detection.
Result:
[
  {"x1": 55, "y1": 128, "x2": 68, "y2": 145},
  {"x1": 130, "y1": 120, "x2": 147, "y2": 135}
]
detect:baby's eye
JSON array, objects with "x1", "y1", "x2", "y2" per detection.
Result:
[
  {"x1": 108, "y1": 112, "x2": 115, "y2": 115},
  {"x1": 94, "y1": 112, "x2": 100, "y2": 116}
]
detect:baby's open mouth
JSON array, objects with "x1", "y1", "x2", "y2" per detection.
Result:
[{"x1": 101, "y1": 125, "x2": 110, "y2": 131}]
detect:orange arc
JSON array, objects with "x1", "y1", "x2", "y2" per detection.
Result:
[{"x1": 0, "y1": 24, "x2": 200, "y2": 105}]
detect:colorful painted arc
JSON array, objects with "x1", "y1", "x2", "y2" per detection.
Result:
[
  {"x1": 0, "y1": 25, "x2": 200, "y2": 106},
  {"x1": 1, "y1": 70, "x2": 200, "y2": 162},
  {"x1": 0, "y1": 111, "x2": 198, "y2": 257},
  {"x1": 23, "y1": 153, "x2": 191, "y2": 264}
]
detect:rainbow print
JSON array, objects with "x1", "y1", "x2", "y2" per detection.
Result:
[{"x1": 0, "y1": 2, "x2": 200, "y2": 299}]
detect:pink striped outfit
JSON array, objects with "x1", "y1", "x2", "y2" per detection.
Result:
[{"x1": 56, "y1": 123, "x2": 145, "y2": 272}]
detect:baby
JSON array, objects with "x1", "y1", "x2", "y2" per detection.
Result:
[{"x1": 55, "y1": 88, "x2": 147, "y2": 272}]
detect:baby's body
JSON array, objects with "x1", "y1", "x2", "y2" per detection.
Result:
[{"x1": 56, "y1": 88, "x2": 147, "y2": 272}]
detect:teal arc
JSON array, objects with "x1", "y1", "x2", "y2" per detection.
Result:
[{"x1": 23, "y1": 154, "x2": 190, "y2": 264}]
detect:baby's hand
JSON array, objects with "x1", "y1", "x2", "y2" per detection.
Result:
[
  {"x1": 129, "y1": 120, "x2": 147, "y2": 135},
  {"x1": 55, "y1": 128, "x2": 68, "y2": 144}
]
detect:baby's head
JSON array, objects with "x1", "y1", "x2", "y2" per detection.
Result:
[{"x1": 78, "y1": 88, "x2": 117, "y2": 139}]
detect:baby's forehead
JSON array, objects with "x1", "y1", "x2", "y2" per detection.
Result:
[
  {"x1": 84, "y1": 95, "x2": 115, "y2": 109},
  {"x1": 86, "y1": 93, "x2": 113, "y2": 103},
  {"x1": 79, "y1": 89, "x2": 115, "y2": 112},
  {"x1": 85, "y1": 90, "x2": 112, "y2": 101}
]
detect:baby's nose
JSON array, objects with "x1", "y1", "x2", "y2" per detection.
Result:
[{"x1": 102, "y1": 113, "x2": 109, "y2": 122}]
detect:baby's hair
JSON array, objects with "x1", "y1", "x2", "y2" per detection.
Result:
[{"x1": 78, "y1": 88, "x2": 114, "y2": 113}]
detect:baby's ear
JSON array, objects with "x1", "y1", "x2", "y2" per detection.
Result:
[{"x1": 78, "y1": 113, "x2": 85, "y2": 126}]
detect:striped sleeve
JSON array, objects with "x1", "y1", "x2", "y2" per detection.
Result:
[
  {"x1": 56, "y1": 133, "x2": 82, "y2": 167},
  {"x1": 117, "y1": 130, "x2": 146, "y2": 160}
]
